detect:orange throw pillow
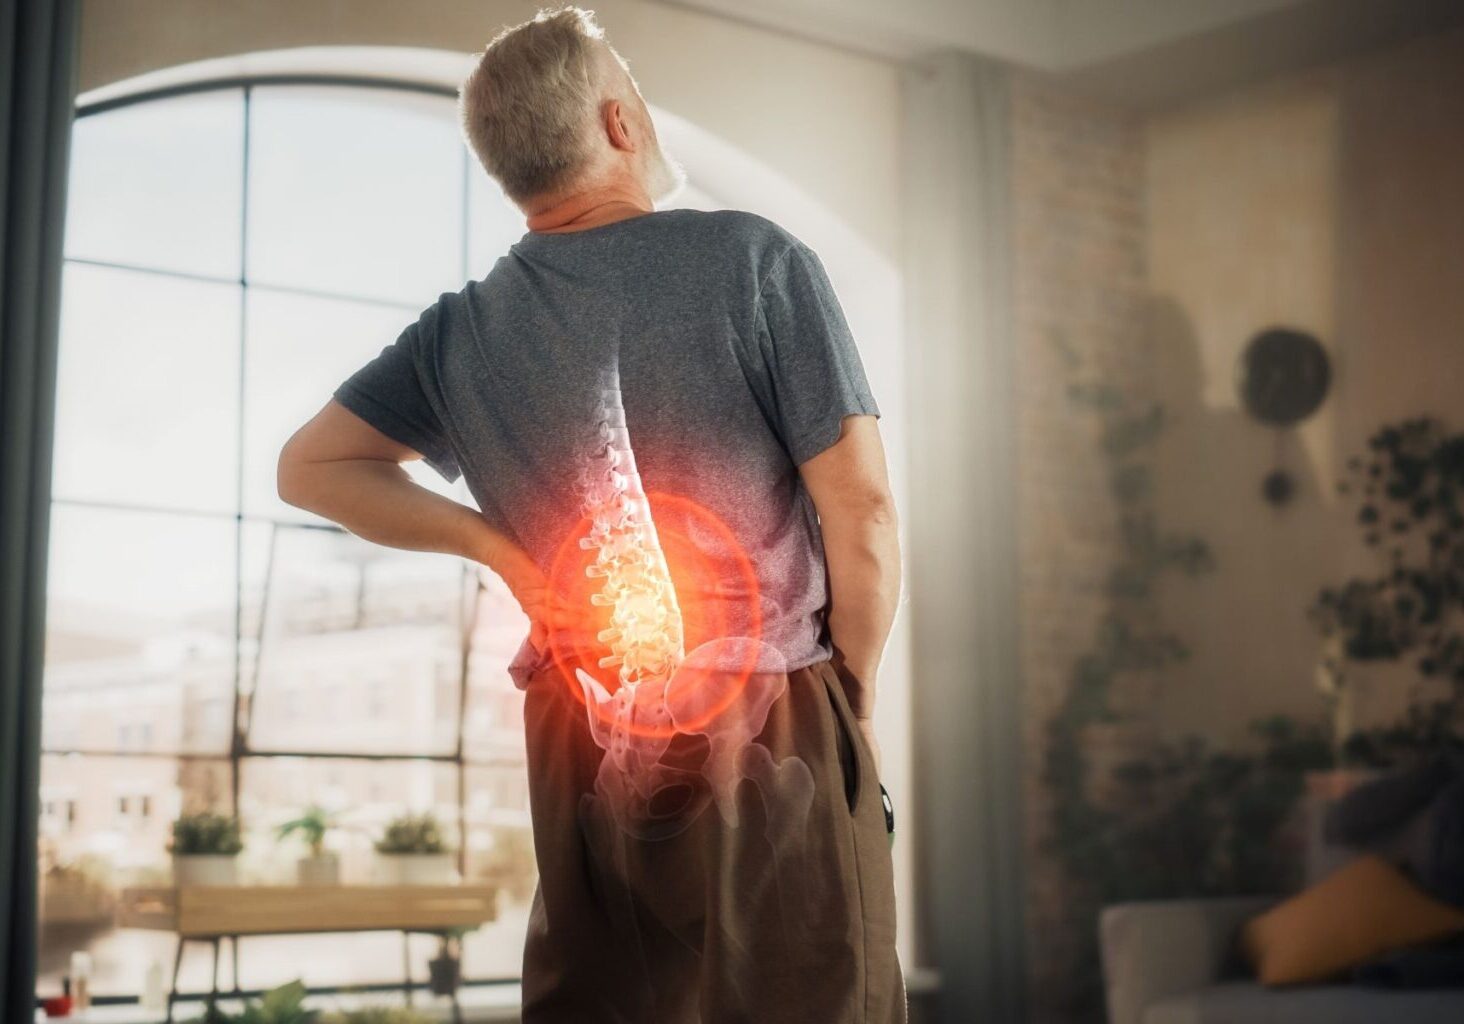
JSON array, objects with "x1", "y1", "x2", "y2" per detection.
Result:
[{"x1": 1241, "y1": 853, "x2": 1464, "y2": 986}]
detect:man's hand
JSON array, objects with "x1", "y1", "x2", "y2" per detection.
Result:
[
  {"x1": 490, "y1": 544, "x2": 577, "y2": 655},
  {"x1": 832, "y1": 652, "x2": 884, "y2": 777},
  {"x1": 857, "y1": 716, "x2": 882, "y2": 777}
]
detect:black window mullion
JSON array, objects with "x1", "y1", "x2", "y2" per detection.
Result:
[{"x1": 230, "y1": 83, "x2": 252, "y2": 816}]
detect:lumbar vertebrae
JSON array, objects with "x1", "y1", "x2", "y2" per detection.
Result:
[
  {"x1": 572, "y1": 361, "x2": 804, "y2": 842},
  {"x1": 577, "y1": 364, "x2": 685, "y2": 695}
]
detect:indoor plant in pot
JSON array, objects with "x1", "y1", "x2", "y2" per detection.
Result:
[
  {"x1": 374, "y1": 813, "x2": 455, "y2": 885},
  {"x1": 170, "y1": 812, "x2": 243, "y2": 887},
  {"x1": 276, "y1": 804, "x2": 341, "y2": 886},
  {"x1": 428, "y1": 928, "x2": 476, "y2": 997}
]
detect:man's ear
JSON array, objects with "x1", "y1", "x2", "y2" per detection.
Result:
[{"x1": 603, "y1": 98, "x2": 635, "y2": 153}]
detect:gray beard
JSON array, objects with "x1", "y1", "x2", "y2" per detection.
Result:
[{"x1": 644, "y1": 139, "x2": 688, "y2": 206}]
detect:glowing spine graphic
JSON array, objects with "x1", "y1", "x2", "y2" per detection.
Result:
[
  {"x1": 578, "y1": 365, "x2": 685, "y2": 691},
  {"x1": 571, "y1": 360, "x2": 809, "y2": 859}
]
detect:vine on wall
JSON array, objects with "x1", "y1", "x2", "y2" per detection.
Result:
[{"x1": 1039, "y1": 343, "x2": 1328, "y2": 1018}]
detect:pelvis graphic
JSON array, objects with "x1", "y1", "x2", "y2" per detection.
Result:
[{"x1": 572, "y1": 365, "x2": 809, "y2": 841}]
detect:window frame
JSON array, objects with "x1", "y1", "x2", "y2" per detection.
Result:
[{"x1": 46, "y1": 74, "x2": 528, "y2": 1005}]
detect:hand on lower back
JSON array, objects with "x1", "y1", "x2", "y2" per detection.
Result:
[{"x1": 491, "y1": 549, "x2": 577, "y2": 655}]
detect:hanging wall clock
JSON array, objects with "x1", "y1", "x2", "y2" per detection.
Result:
[{"x1": 1235, "y1": 326, "x2": 1332, "y2": 506}]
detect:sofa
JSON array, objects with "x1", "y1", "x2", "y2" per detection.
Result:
[
  {"x1": 1100, "y1": 752, "x2": 1464, "y2": 1023},
  {"x1": 1099, "y1": 894, "x2": 1464, "y2": 1023}
]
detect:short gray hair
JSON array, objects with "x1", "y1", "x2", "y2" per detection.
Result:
[{"x1": 458, "y1": 5, "x2": 624, "y2": 204}]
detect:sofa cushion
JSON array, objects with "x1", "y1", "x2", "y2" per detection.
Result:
[
  {"x1": 1240, "y1": 854, "x2": 1464, "y2": 986},
  {"x1": 1143, "y1": 980, "x2": 1464, "y2": 1024}
]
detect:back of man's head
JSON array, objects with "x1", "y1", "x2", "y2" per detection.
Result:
[{"x1": 459, "y1": 5, "x2": 630, "y2": 206}]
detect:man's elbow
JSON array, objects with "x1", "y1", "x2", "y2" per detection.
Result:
[
  {"x1": 833, "y1": 487, "x2": 899, "y2": 530},
  {"x1": 852, "y1": 480, "x2": 898, "y2": 521},
  {"x1": 866, "y1": 490, "x2": 899, "y2": 528},
  {"x1": 276, "y1": 442, "x2": 314, "y2": 510}
]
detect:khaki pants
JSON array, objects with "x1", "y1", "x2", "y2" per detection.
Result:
[{"x1": 519, "y1": 657, "x2": 907, "y2": 1023}]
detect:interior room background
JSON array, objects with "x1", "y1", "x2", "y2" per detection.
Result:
[{"x1": 27, "y1": 1, "x2": 1464, "y2": 1022}]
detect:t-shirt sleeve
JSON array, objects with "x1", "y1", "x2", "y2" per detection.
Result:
[
  {"x1": 331, "y1": 301, "x2": 463, "y2": 484},
  {"x1": 754, "y1": 241, "x2": 881, "y2": 466}
]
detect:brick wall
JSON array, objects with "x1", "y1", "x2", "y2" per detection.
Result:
[{"x1": 1009, "y1": 71, "x2": 1152, "y2": 1024}]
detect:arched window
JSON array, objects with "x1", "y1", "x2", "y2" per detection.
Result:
[{"x1": 42, "y1": 76, "x2": 720, "y2": 1004}]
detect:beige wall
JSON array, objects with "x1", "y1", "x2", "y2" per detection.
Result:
[
  {"x1": 1009, "y1": 70, "x2": 1151, "y2": 1023},
  {"x1": 1144, "y1": 27, "x2": 1464, "y2": 744}
]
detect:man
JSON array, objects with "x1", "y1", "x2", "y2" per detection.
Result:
[{"x1": 277, "y1": 6, "x2": 903, "y2": 1022}]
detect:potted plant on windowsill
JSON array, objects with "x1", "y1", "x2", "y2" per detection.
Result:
[
  {"x1": 276, "y1": 805, "x2": 341, "y2": 886},
  {"x1": 170, "y1": 812, "x2": 243, "y2": 887},
  {"x1": 373, "y1": 813, "x2": 456, "y2": 886}
]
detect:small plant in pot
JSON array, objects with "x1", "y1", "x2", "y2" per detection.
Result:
[
  {"x1": 427, "y1": 927, "x2": 476, "y2": 997},
  {"x1": 276, "y1": 805, "x2": 341, "y2": 886},
  {"x1": 170, "y1": 812, "x2": 243, "y2": 887},
  {"x1": 374, "y1": 813, "x2": 456, "y2": 885}
]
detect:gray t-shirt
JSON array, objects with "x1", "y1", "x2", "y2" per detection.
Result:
[{"x1": 332, "y1": 207, "x2": 879, "y2": 688}]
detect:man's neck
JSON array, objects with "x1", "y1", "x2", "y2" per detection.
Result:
[{"x1": 524, "y1": 182, "x2": 653, "y2": 234}]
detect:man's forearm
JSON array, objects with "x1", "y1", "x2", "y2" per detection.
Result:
[
  {"x1": 821, "y1": 504, "x2": 901, "y2": 719},
  {"x1": 278, "y1": 458, "x2": 524, "y2": 580}
]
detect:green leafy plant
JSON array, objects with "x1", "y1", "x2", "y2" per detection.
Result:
[
  {"x1": 170, "y1": 812, "x2": 244, "y2": 856},
  {"x1": 185, "y1": 980, "x2": 311, "y2": 1024},
  {"x1": 1308, "y1": 417, "x2": 1464, "y2": 754},
  {"x1": 374, "y1": 813, "x2": 449, "y2": 855},
  {"x1": 276, "y1": 805, "x2": 337, "y2": 858}
]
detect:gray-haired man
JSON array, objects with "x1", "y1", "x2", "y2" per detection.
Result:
[{"x1": 279, "y1": 7, "x2": 904, "y2": 1021}]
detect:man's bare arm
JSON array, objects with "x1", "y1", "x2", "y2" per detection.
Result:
[
  {"x1": 277, "y1": 399, "x2": 562, "y2": 649},
  {"x1": 798, "y1": 414, "x2": 901, "y2": 727}
]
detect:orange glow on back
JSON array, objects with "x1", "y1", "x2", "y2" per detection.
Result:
[{"x1": 545, "y1": 491, "x2": 763, "y2": 739}]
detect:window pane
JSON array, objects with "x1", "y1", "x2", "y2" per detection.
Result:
[
  {"x1": 38, "y1": 501, "x2": 238, "y2": 996},
  {"x1": 66, "y1": 88, "x2": 244, "y2": 278},
  {"x1": 37, "y1": 753, "x2": 197, "y2": 997},
  {"x1": 227, "y1": 759, "x2": 470, "y2": 994},
  {"x1": 242, "y1": 522, "x2": 468, "y2": 757},
  {"x1": 53, "y1": 263, "x2": 241, "y2": 513},
  {"x1": 43, "y1": 503, "x2": 237, "y2": 757},
  {"x1": 463, "y1": 764, "x2": 535, "y2": 980},
  {"x1": 466, "y1": 162, "x2": 524, "y2": 279},
  {"x1": 247, "y1": 85, "x2": 464, "y2": 305},
  {"x1": 240, "y1": 757, "x2": 461, "y2": 882},
  {"x1": 242, "y1": 286, "x2": 457, "y2": 521},
  {"x1": 464, "y1": 574, "x2": 531, "y2": 762}
]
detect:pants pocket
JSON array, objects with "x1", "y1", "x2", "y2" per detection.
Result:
[{"x1": 821, "y1": 665, "x2": 864, "y2": 815}]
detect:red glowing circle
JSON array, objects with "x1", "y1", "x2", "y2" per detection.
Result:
[{"x1": 544, "y1": 491, "x2": 763, "y2": 739}]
